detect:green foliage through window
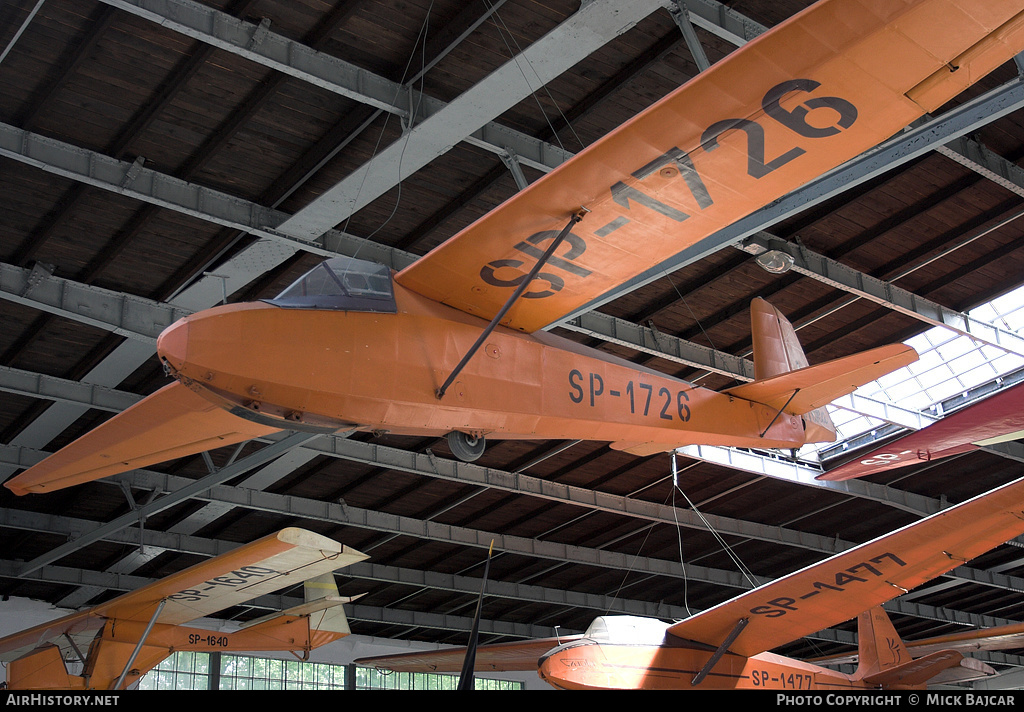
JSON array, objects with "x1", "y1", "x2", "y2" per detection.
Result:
[{"x1": 138, "y1": 651, "x2": 522, "y2": 690}]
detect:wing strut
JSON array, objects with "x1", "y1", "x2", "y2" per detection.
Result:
[
  {"x1": 113, "y1": 598, "x2": 166, "y2": 690},
  {"x1": 690, "y1": 617, "x2": 748, "y2": 686},
  {"x1": 64, "y1": 632, "x2": 87, "y2": 668},
  {"x1": 436, "y1": 209, "x2": 588, "y2": 399},
  {"x1": 759, "y1": 389, "x2": 800, "y2": 438}
]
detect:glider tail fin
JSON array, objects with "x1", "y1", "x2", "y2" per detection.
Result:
[
  {"x1": 749, "y1": 297, "x2": 837, "y2": 443},
  {"x1": 853, "y1": 607, "x2": 912, "y2": 682},
  {"x1": 301, "y1": 573, "x2": 355, "y2": 636},
  {"x1": 7, "y1": 644, "x2": 86, "y2": 690},
  {"x1": 852, "y1": 607, "x2": 990, "y2": 687}
]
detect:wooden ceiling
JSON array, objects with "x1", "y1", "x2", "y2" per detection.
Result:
[{"x1": 3, "y1": 0, "x2": 1024, "y2": 686}]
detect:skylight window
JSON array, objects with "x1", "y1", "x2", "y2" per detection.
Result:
[{"x1": 808, "y1": 283, "x2": 1024, "y2": 462}]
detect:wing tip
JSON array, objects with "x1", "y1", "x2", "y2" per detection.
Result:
[{"x1": 4, "y1": 480, "x2": 30, "y2": 496}]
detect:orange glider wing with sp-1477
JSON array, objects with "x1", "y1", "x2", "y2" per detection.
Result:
[
  {"x1": 356, "y1": 471, "x2": 1024, "y2": 690},
  {"x1": 9, "y1": 0, "x2": 1024, "y2": 496},
  {"x1": 0, "y1": 528, "x2": 368, "y2": 690}
]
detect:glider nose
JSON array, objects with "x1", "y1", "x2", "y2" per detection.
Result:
[{"x1": 157, "y1": 318, "x2": 189, "y2": 372}]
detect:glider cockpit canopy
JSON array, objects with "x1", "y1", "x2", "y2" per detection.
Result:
[
  {"x1": 584, "y1": 615, "x2": 672, "y2": 646},
  {"x1": 266, "y1": 256, "x2": 397, "y2": 313}
]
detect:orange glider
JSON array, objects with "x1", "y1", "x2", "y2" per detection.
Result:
[
  {"x1": 0, "y1": 528, "x2": 367, "y2": 690},
  {"x1": 356, "y1": 472, "x2": 1024, "y2": 690},
  {"x1": 8, "y1": 0, "x2": 1024, "y2": 495}
]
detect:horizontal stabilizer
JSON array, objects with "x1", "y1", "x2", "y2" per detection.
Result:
[
  {"x1": 240, "y1": 596, "x2": 361, "y2": 629},
  {"x1": 859, "y1": 650, "x2": 978, "y2": 688},
  {"x1": 723, "y1": 344, "x2": 917, "y2": 415},
  {"x1": 4, "y1": 381, "x2": 281, "y2": 496},
  {"x1": 812, "y1": 619, "x2": 1024, "y2": 667}
]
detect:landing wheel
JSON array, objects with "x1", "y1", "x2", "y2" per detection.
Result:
[{"x1": 447, "y1": 431, "x2": 485, "y2": 462}]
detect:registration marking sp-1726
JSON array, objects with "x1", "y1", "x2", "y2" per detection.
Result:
[
  {"x1": 569, "y1": 369, "x2": 691, "y2": 422},
  {"x1": 478, "y1": 79, "x2": 858, "y2": 300}
]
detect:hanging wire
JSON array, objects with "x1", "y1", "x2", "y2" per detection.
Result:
[
  {"x1": 670, "y1": 452, "x2": 760, "y2": 590},
  {"x1": 482, "y1": 0, "x2": 586, "y2": 153},
  {"x1": 341, "y1": 0, "x2": 437, "y2": 246},
  {"x1": 661, "y1": 270, "x2": 721, "y2": 355}
]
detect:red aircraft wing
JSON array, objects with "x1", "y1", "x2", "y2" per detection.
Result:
[
  {"x1": 819, "y1": 380, "x2": 1024, "y2": 481},
  {"x1": 396, "y1": 0, "x2": 1024, "y2": 333}
]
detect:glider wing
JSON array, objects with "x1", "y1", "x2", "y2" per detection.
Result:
[
  {"x1": 354, "y1": 636, "x2": 579, "y2": 674},
  {"x1": 396, "y1": 0, "x2": 1024, "y2": 333},
  {"x1": 665, "y1": 473, "x2": 1024, "y2": 657},
  {"x1": 5, "y1": 381, "x2": 280, "y2": 496},
  {"x1": 0, "y1": 528, "x2": 367, "y2": 665},
  {"x1": 820, "y1": 380, "x2": 1024, "y2": 481}
]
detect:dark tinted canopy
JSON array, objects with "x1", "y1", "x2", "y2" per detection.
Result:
[{"x1": 266, "y1": 257, "x2": 396, "y2": 313}]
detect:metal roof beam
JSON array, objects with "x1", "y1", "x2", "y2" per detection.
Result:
[
  {"x1": 0, "y1": 123, "x2": 417, "y2": 271},
  {"x1": 3, "y1": 466, "x2": 1017, "y2": 609},
  {"x1": 676, "y1": 444, "x2": 939, "y2": 515},
  {"x1": 0, "y1": 262, "x2": 186, "y2": 344},
  {"x1": 0, "y1": 514, "x2": 687, "y2": 621},
  {"x1": 0, "y1": 365, "x2": 139, "y2": 414},
  {"x1": 674, "y1": 0, "x2": 766, "y2": 46},
  {"x1": 99, "y1": 0, "x2": 653, "y2": 196},
  {"x1": 84, "y1": 458, "x2": 1024, "y2": 595},
  {"x1": 668, "y1": 1, "x2": 711, "y2": 72},
  {"x1": 939, "y1": 134, "x2": 1024, "y2": 198},
  {"x1": 0, "y1": 437, "x2": 845, "y2": 561},
  {"x1": 0, "y1": 402, "x2": 955, "y2": 583},
  {"x1": 273, "y1": 0, "x2": 665, "y2": 240},
  {"x1": 739, "y1": 233, "x2": 1024, "y2": 357},
  {"x1": 0, "y1": 448, "x2": 762, "y2": 590},
  {"x1": 559, "y1": 310, "x2": 755, "y2": 380},
  {"x1": 98, "y1": 0, "x2": 416, "y2": 118}
]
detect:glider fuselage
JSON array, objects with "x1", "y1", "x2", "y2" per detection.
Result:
[
  {"x1": 537, "y1": 640, "x2": 879, "y2": 691},
  {"x1": 155, "y1": 279, "x2": 808, "y2": 452}
]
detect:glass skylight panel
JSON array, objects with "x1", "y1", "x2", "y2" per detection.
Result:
[
  {"x1": 934, "y1": 334, "x2": 975, "y2": 362},
  {"x1": 799, "y1": 282, "x2": 1024, "y2": 462}
]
